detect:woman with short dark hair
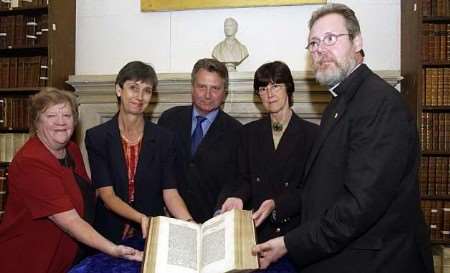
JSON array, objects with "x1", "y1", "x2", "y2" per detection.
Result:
[
  {"x1": 85, "y1": 61, "x2": 192, "y2": 244},
  {"x1": 222, "y1": 61, "x2": 318, "y2": 242}
]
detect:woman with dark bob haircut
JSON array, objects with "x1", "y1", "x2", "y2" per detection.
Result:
[
  {"x1": 85, "y1": 61, "x2": 192, "y2": 245},
  {"x1": 0, "y1": 88, "x2": 142, "y2": 273},
  {"x1": 221, "y1": 61, "x2": 318, "y2": 271}
]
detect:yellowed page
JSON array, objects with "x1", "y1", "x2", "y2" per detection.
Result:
[
  {"x1": 141, "y1": 216, "x2": 201, "y2": 273},
  {"x1": 233, "y1": 210, "x2": 258, "y2": 271},
  {"x1": 141, "y1": 217, "x2": 160, "y2": 273},
  {"x1": 199, "y1": 210, "x2": 234, "y2": 273},
  {"x1": 200, "y1": 209, "x2": 258, "y2": 273}
]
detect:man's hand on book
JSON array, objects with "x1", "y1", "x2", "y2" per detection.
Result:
[
  {"x1": 140, "y1": 215, "x2": 150, "y2": 239},
  {"x1": 114, "y1": 245, "x2": 143, "y2": 262},
  {"x1": 221, "y1": 197, "x2": 243, "y2": 213},
  {"x1": 252, "y1": 199, "x2": 275, "y2": 227},
  {"x1": 252, "y1": 236, "x2": 287, "y2": 269}
]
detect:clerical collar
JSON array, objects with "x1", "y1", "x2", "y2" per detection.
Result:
[
  {"x1": 328, "y1": 83, "x2": 340, "y2": 98},
  {"x1": 327, "y1": 63, "x2": 363, "y2": 98}
]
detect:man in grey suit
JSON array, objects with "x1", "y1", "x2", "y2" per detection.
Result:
[
  {"x1": 158, "y1": 58, "x2": 242, "y2": 223},
  {"x1": 253, "y1": 3, "x2": 434, "y2": 273}
]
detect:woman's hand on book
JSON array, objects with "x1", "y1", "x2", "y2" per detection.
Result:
[
  {"x1": 221, "y1": 197, "x2": 243, "y2": 213},
  {"x1": 114, "y1": 245, "x2": 143, "y2": 262},
  {"x1": 252, "y1": 199, "x2": 275, "y2": 227}
]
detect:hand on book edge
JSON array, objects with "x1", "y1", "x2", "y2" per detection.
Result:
[
  {"x1": 252, "y1": 199, "x2": 275, "y2": 227},
  {"x1": 252, "y1": 236, "x2": 287, "y2": 269},
  {"x1": 221, "y1": 197, "x2": 243, "y2": 213}
]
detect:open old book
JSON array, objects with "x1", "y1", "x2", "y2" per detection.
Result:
[{"x1": 141, "y1": 209, "x2": 259, "y2": 273}]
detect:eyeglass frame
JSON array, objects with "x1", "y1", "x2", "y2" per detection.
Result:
[
  {"x1": 305, "y1": 33, "x2": 353, "y2": 52},
  {"x1": 257, "y1": 83, "x2": 286, "y2": 95}
]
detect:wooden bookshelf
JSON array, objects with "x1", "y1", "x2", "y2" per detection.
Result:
[
  {"x1": 0, "y1": 0, "x2": 75, "y2": 218},
  {"x1": 402, "y1": 0, "x2": 450, "y2": 248},
  {"x1": 0, "y1": 162, "x2": 8, "y2": 221}
]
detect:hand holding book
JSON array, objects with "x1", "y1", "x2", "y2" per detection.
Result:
[{"x1": 252, "y1": 236, "x2": 287, "y2": 270}]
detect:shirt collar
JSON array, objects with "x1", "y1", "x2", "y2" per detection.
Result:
[{"x1": 192, "y1": 106, "x2": 219, "y2": 123}]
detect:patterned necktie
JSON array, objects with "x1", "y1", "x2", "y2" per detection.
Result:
[{"x1": 191, "y1": 116, "x2": 207, "y2": 156}]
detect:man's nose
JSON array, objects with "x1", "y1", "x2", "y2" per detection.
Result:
[{"x1": 204, "y1": 88, "x2": 211, "y2": 98}]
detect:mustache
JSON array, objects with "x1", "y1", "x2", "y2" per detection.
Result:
[{"x1": 315, "y1": 56, "x2": 336, "y2": 65}]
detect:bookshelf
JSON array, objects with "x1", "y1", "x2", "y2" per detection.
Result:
[
  {"x1": 0, "y1": 0, "x2": 75, "y2": 218},
  {"x1": 0, "y1": 162, "x2": 7, "y2": 221},
  {"x1": 401, "y1": 0, "x2": 450, "y2": 248}
]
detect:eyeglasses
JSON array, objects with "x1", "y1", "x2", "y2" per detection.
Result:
[
  {"x1": 305, "y1": 33, "x2": 352, "y2": 52},
  {"x1": 257, "y1": 83, "x2": 285, "y2": 95}
]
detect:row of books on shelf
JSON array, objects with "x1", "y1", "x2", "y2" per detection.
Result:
[
  {"x1": 0, "y1": 133, "x2": 29, "y2": 162},
  {"x1": 420, "y1": 156, "x2": 450, "y2": 196},
  {"x1": 432, "y1": 245, "x2": 450, "y2": 273},
  {"x1": 0, "y1": 0, "x2": 47, "y2": 10},
  {"x1": 421, "y1": 200, "x2": 450, "y2": 242},
  {"x1": 0, "y1": 96, "x2": 30, "y2": 130},
  {"x1": 423, "y1": 23, "x2": 450, "y2": 63},
  {"x1": 421, "y1": 112, "x2": 450, "y2": 152},
  {"x1": 423, "y1": 0, "x2": 450, "y2": 17},
  {"x1": 0, "y1": 14, "x2": 48, "y2": 49},
  {"x1": 0, "y1": 164, "x2": 7, "y2": 221},
  {"x1": 423, "y1": 68, "x2": 450, "y2": 106},
  {"x1": 0, "y1": 56, "x2": 48, "y2": 88}
]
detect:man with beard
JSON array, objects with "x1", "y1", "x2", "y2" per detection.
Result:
[{"x1": 252, "y1": 3, "x2": 434, "y2": 273}]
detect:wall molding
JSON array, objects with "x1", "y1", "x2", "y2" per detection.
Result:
[{"x1": 68, "y1": 70, "x2": 401, "y2": 169}]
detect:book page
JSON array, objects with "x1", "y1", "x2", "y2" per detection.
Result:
[
  {"x1": 199, "y1": 210, "x2": 236, "y2": 273},
  {"x1": 143, "y1": 217, "x2": 201, "y2": 273},
  {"x1": 168, "y1": 223, "x2": 198, "y2": 270},
  {"x1": 201, "y1": 216, "x2": 226, "y2": 267}
]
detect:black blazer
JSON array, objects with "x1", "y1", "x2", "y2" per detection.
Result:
[
  {"x1": 233, "y1": 113, "x2": 318, "y2": 243},
  {"x1": 85, "y1": 114, "x2": 177, "y2": 243},
  {"x1": 158, "y1": 106, "x2": 242, "y2": 223},
  {"x1": 284, "y1": 64, "x2": 433, "y2": 273}
]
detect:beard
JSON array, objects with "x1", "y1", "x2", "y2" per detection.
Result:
[{"x1": 313, "y1": 54, "x2": 357, "y2": 87}]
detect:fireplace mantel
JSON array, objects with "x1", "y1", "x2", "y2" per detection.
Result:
[{"x1": 68, "y1": 70, "x2": 401, "y2": 170}]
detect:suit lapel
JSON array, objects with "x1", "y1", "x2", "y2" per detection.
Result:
[
  {"x1": 134, "y1": 120, "x2": 156, "y2": 184},
  {"x1": 303, "y1": 64, "x2": 371, "y2": 180},
  {"x1": 271, "y1": 113, "x2": 303, "y2": 178},
  {"x1": 259, "y1": 116, "x2": 276, "y2": 171},
  {"x1": 303, "y1": 96, "x2": 346, "y2": 179},
  {"x1": 179, "y1": 106, "x2": 193, "y2": 156},
  {"x1": 108, "y1": 115, "x2": 129, "y2": 191}
]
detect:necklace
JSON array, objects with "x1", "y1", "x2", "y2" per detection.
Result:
[{"x1": 272, "y1": 122, "x2": 283, "y2": 132}]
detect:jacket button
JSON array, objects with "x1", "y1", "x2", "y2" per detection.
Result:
[
  {"x1": 284, "y1": 182, "x2": 289, "y2": 187},
  {"x1": 276, "y1": 228, "x2": 281, "y2": 233},
  {"x1": 256, "y1": 177, "x2": 261, "y2": 182}
]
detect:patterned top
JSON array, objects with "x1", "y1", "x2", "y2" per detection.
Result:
[{"x1": 121, "y1": 136, "x2": 142, "y2": 203}]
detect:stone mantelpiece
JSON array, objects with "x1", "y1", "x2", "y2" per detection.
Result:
[{"x1": 68, "y1": 70, "x2": 401, "y2": 170}]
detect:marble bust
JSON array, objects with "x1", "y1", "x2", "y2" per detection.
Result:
[{"x1": 212, "y1": 17, "x2": 249, "y2": 71}]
